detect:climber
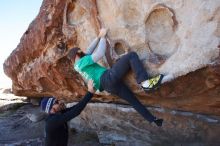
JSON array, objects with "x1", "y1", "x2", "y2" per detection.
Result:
[
  {"x1": 40, "y1": 80, "x2": 95, "y2": 146},
  {"x1": 67, "y1": 28, "x2": 173, "y2": 127}
]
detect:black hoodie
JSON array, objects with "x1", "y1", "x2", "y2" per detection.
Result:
[{"x1": 44, "y1": 92, "x2": 93, "y2": 146}]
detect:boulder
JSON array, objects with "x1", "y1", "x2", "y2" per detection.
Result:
[{"x1": 3, "y1": 0, "x2": 220, "y2": 116}]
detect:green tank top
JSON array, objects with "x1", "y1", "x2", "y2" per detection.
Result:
[{"x1": 74, "y1": 55, "x2": 107, "y2": 90}]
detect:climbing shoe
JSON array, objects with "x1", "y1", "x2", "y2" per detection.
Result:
[
  {"x1": 141, "y1": 74, "x2": 164, "y2": 91},
  {"x1": 154, "y1": 118, "x2": 163, "y2": 127}
]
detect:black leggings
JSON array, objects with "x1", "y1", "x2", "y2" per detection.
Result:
[{"x1": 100, "y1": 52, "x2": 156, "y2": 122}]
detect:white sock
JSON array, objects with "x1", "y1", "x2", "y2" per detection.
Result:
[
  {"x1": 161, "y1": 74, "x2": 174, "y2": 84},
  {"x1": 141, "y1": 80, "x2": 150, "y2": 88}
]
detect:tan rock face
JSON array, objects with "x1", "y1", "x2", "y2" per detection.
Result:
[
  {"x1": 3, "y1": 0, "x2": 220, "y2": 115},
  {"x1": 70, "y1": 103, "x2": 220, "y2": 146}
]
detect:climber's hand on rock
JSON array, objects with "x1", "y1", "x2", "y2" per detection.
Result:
[{"x1": 98, "y1": 28, "x2": 108, "y2": 38}]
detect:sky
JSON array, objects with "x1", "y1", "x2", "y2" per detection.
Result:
[{"x1": 0, "y1": 0, "x2": 43, "y2": 87}]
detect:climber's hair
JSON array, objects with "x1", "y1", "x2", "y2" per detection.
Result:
[{"x1": 67, "y1": 47, "x2": 86, "y2": 62}]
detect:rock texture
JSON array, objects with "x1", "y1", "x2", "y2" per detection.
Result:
[
  {"x1": 69, "y1": 103, "x2": 220, "y2": 146},
  {"x1": 3, "y1": 0, "x2": 220, "y2": 117}
]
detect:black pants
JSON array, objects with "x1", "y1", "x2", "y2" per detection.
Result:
[{"x1": 100, "y1": 52, "x2": 156, "y2": 122}]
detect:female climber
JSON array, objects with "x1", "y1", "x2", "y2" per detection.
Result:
[{"x1": 67, "y1": 28, "x2": 172, "y2": 127}]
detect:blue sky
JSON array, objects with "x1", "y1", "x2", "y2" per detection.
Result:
[{"x1": 0, "y1": 0, "x2": 43, "y2": 87}]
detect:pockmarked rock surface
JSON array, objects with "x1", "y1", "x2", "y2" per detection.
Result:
[{"x1": 3, "y1": 0, "x2": 220, "y2": 116}]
